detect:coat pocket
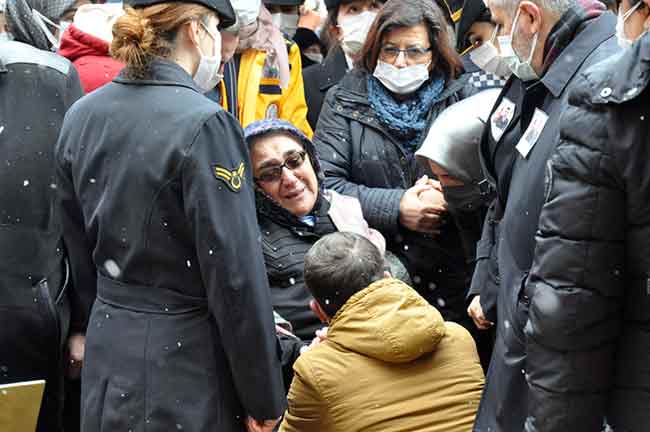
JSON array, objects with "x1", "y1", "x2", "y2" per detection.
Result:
[{"x1": 99, "y1": 378, "x2": 138, "y2": 432}]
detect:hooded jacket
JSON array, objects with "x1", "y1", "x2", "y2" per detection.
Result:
[
  {"x1": 58, "y1": 24, "x2": 123, "y2": 93},
  {"x1": 279, "y1": 278, "x2": 485, "y2": 432}
]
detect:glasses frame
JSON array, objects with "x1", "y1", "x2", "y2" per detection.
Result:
[
  {"x1": 379, "y1": 46, "x2": 433, "y2": 64},
  {"x1": 254, "y1": 150, "x2": 308, "y2": 184}
]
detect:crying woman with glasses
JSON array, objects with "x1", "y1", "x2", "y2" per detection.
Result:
[{"x1": 244, "y1": 119, "x2": 408, "y2": 344}]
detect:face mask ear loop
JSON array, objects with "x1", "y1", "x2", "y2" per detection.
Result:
[
  {"x1": 490, "y1": 24, "x2": 499, "y2": 44},
  {"x1": 32, "y1": 8, "x2": 61, "y2": 48},
  {"x1": 526, "y1": 31, "x2": 539, "y2": 64},
  {"x1": 623, "y1": 1, "x2": 643, "y2": 22},
  {"x1": 510, "y1": 7, "x2": 522, "y2": 39}
]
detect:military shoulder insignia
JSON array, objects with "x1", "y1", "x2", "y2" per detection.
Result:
[{"x1": 213, "y1": 162, "x2": 245, "y2": 192}]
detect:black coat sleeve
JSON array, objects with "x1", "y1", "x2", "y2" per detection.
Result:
[
  {"x1": 313, "y1": 87, "x2": 405, "y2": 234},
  {"x1": 181, "y1": 111, "x2": 286, "y2": 421},
  {"x1": 56, "y1": 68, "x2": 89, "y2": 333},
  {"x1": 523, "y1": 74, "x2": 625, "y2": 432},
  {"x1": 468, "y1": 200, "x2": 500, "y2": 323}
]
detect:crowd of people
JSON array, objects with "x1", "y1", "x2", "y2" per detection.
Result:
[{"x1": 0, "y1": 0, "x2": 649, "y2": 430}]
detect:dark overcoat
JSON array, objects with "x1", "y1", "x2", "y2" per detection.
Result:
[
  {"x1": 0, "y1": 40, "x2": 83, "y2": 432},
  {"x1": 56, "y1": 59, "x2": 286, "y2": 432}
]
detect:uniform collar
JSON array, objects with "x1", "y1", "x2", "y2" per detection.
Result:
[
  {"x1": 113, "y1": 58, "x2": 202, "y2": 93},
  {"x1": 540, "y1": 12, "x2": 615, "y2": 98}
]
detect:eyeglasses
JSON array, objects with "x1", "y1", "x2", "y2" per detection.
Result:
[
  {"x1": 379, "y1": 46, "x2": 432, "y2": 63},
  {"x1": 255, "y1": 151, "x2": 307, "y2": 183}
]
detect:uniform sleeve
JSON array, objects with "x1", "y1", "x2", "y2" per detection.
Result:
[
  {"x1": 56, "y1": 114, "x2": 96, "y2": 333},
  {"x1": 524, "y1": 77, "x2": 625, "y2": 432},
  {"x1": 280, "y1": 43, "x2": 314, "y2": 138},
  {"x1": 279, "y1": 357, "x2": 327, "y2": 432},
  {"x1": 468, "y1": 200, "x2": 500, "y2": 323},
  {"x1": 313, "y1": 88, "x2": 405, "y2": 234},
  {"x1": 181, "y1": 111, "x2": 286, "y2": 421},
  {"x1": 56, "y1": 69, "x2": 90, "y2": 333}
]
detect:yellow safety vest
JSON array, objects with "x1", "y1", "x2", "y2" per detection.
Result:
[{"x1": 220, "y1": 40, "x2": 313, "y2": 138}]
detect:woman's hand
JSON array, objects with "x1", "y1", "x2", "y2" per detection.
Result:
[{"x1": 399, "y1": 183, "x2": 446, "y2": 234}]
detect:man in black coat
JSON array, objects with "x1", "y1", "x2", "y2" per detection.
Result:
[
  {"x1": 522, "y1": 28, "x2": 650, "y2": 432},
  {"x1": 0, "y1": 34, "x2": 83, "y2": 432},
  {"x1": 469, "y1": 0, "x2": 619, "y2": 430}
]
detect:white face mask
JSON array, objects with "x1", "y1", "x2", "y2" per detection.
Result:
[
  {"x1": 497, "y1": 8, "x2": 539, "y2": 81},
  {"x1": 271, "y1": 13, "x2": 299, "y2": 38},
  {"x1": 0, "y1": 32, "x2": 13, "y2": 42},
  {"x1": 469, "y1": 25, "x2": 511, "y2": 78},
  {"x1": 230, "y1": 0, "x2": 261, "y2": 28},
  {"x1": 616, "y1": 1, "x2": 642, "y2": 49},
  {"x1": 194, "y1": 21, "x2": 223, "y2": 93},
  {"x1": 338, "y1": 10, "x2": 377, "y2": 56},
  {"x1": 373, "y1": 60, "x2": 430, "y2": 95},
  {"x1": 304, "y1": 52, "x2": 324, "y2": 63}
]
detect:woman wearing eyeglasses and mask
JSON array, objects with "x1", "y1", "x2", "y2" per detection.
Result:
[
  {"x1": 303, "y1": 0, "x2": 385, "y2": 130},
  {"x1": 245, "y1": 119, "x2": 401, "y2": 342},
  {"x1": 456, "y1": 0, "x2": 510, "y2": 90},
  {"x1": 314, "y1": 0, "x2": 477, "y2": 326},
  {"x1": 55, "y1": 0, "x2": 287, "y2": 431}
]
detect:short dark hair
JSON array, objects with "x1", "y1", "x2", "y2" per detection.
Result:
[
  {"x1": 304, "y1": 232, "x2": 385, "y2": 317},
  {"x1": 358, "y1": 0, "x2": 462, "y2": 81}
]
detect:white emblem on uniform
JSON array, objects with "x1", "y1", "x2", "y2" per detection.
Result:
[
  {"x1": 516, "y1": 108, "x2": 549, "y2": 159},
  {"x1": 265, "y1": 104, "x2": 279, "y2": 119},
  {"x1": 490, "y1": 98, "x2": 516, "y2": 142}
]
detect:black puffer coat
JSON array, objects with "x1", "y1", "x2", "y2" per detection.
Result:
[
  {"x1": 313, "y1": 68, "x2": 478, "y2": 323},
  {"x1": 258, "y1": 194, "x2": 336, "y2": 341},
  {"x1": 523, "y1": 35, "x2": 650, "y2": 432},
  {"x1": 0, "y1": 41, "x2": 83, "y2": 432}
]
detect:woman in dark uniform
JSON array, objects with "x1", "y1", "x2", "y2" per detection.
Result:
[{"x1": 55, "y1": 0, "x2": 285, "y2": 431}]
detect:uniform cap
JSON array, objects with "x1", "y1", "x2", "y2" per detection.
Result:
[{"x1": 124, "y1": 0, "x2": 236, "y2": 28}]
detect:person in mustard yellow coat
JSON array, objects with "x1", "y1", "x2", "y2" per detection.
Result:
[
  {"x1": 280, "y1": 232, "x2": 484, "y2": 432},
  {"x1": 211, "y1": 0, "x2": 313, "y2": 137}
]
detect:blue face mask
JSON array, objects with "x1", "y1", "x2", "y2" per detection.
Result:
[
  {"x1": 497, "y1": 7, "x2": 539, "y2": 81},
  {"x1": 0, "y1": 32, "x2": 14, "y2": 42}
]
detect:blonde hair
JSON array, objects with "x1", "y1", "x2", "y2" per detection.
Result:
[{"x1": 111, "y1": 2, "x2": 214, "y2": 78}]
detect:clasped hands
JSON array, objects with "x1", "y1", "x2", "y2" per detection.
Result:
[{"x1": 399, "y1": 176, "x2": 447, "y2": 235}]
